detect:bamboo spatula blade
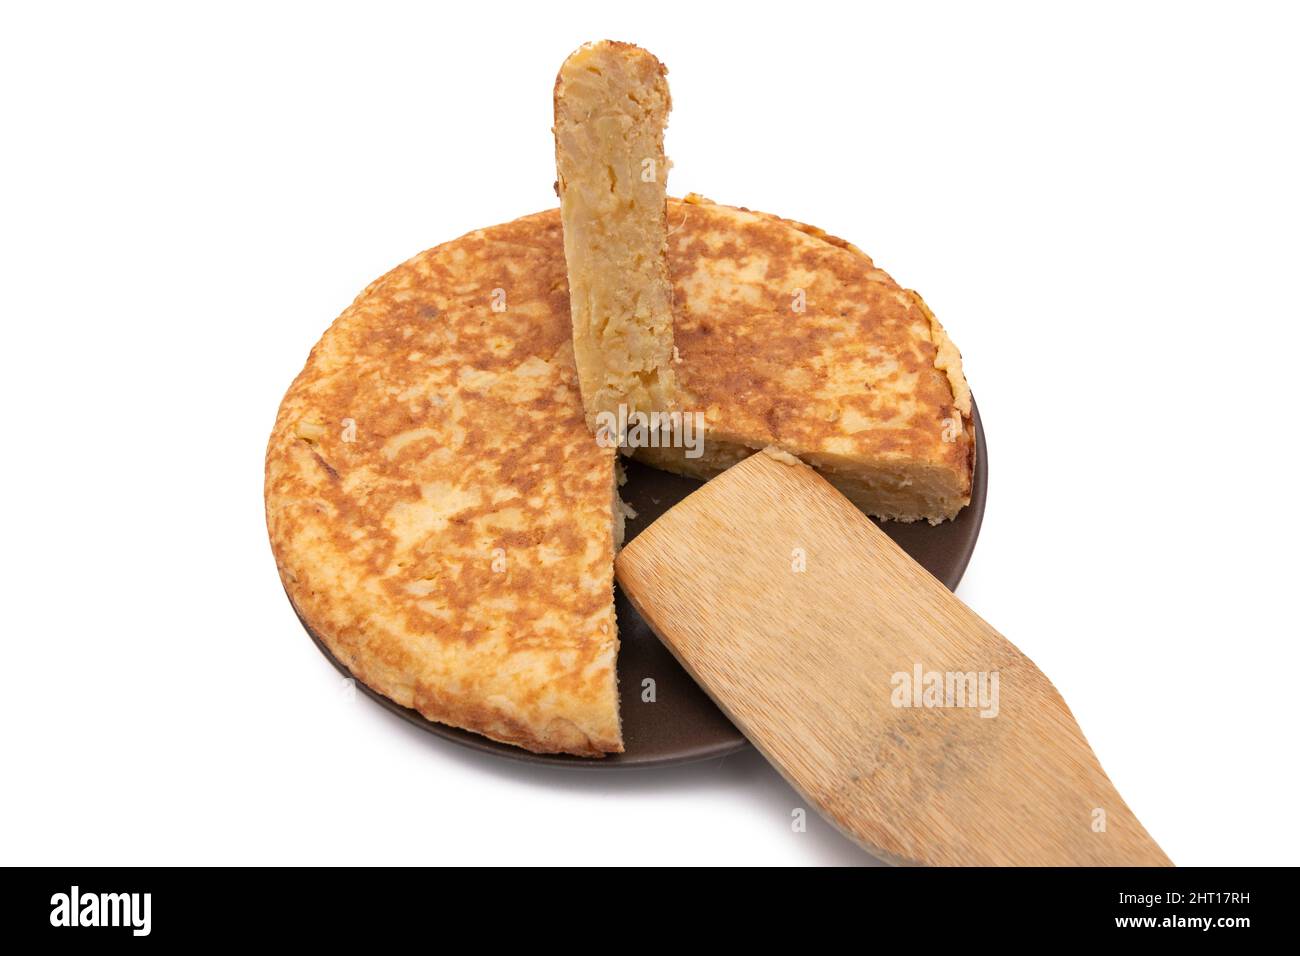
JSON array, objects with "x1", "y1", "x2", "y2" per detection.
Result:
[{"x1": 615, "y1": 450, "x2": 1170, "y2": 866}]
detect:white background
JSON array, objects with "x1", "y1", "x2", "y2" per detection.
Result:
[{"x1": 2, "y1": 1, "x2": 1296, "y2": 866}]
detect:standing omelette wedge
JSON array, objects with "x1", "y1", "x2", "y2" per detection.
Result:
[
  {"x1": 266, "y1": 199, "x2": 973, "y2": 757},
  {"x1": 554, "y1": 41, "x2": 678, "y2": 432}
]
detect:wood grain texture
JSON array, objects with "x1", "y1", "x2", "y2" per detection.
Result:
[{"x1": 615, "y1": 451, "x2": 1171, "y2": 866}]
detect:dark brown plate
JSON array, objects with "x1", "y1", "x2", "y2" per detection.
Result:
[{"x1": 297, "y1": 400, "x2": 987, "y2": 769}]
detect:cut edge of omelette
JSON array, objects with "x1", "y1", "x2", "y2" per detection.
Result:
[{"x1": 554, "y1": 40, "x2": 679, "y2": 439}]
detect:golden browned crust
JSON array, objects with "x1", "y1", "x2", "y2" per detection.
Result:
[
  {"x1": 265, "y1": 211, "x2": 622, "y2": 757},
  {"x1": 658, "y1": 195, "x2": 974, "y2": 521}
]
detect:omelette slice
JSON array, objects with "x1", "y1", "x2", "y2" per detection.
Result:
[
  {"x1": 642, "y1": 195, "x2": 974, "y2": 523},
  {"x1": 554, "y1": 41, "x2": 678, "y2": 435},
  {"x1": 265, "y1": 213, "x2": 624, "y2": 756}
]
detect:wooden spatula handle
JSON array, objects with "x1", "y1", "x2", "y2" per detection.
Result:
[{"x1": 616, "y1": 450, "x2": 1171, "y2": 866}]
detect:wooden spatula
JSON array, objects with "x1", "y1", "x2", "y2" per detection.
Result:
[{"x1": 615, "y1": 450, "x2": 1171, "y2": 866}]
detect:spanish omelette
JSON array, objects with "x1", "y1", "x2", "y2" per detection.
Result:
[{"x1": 266, "y1": 198, "x2": 973, "y2": 756}]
